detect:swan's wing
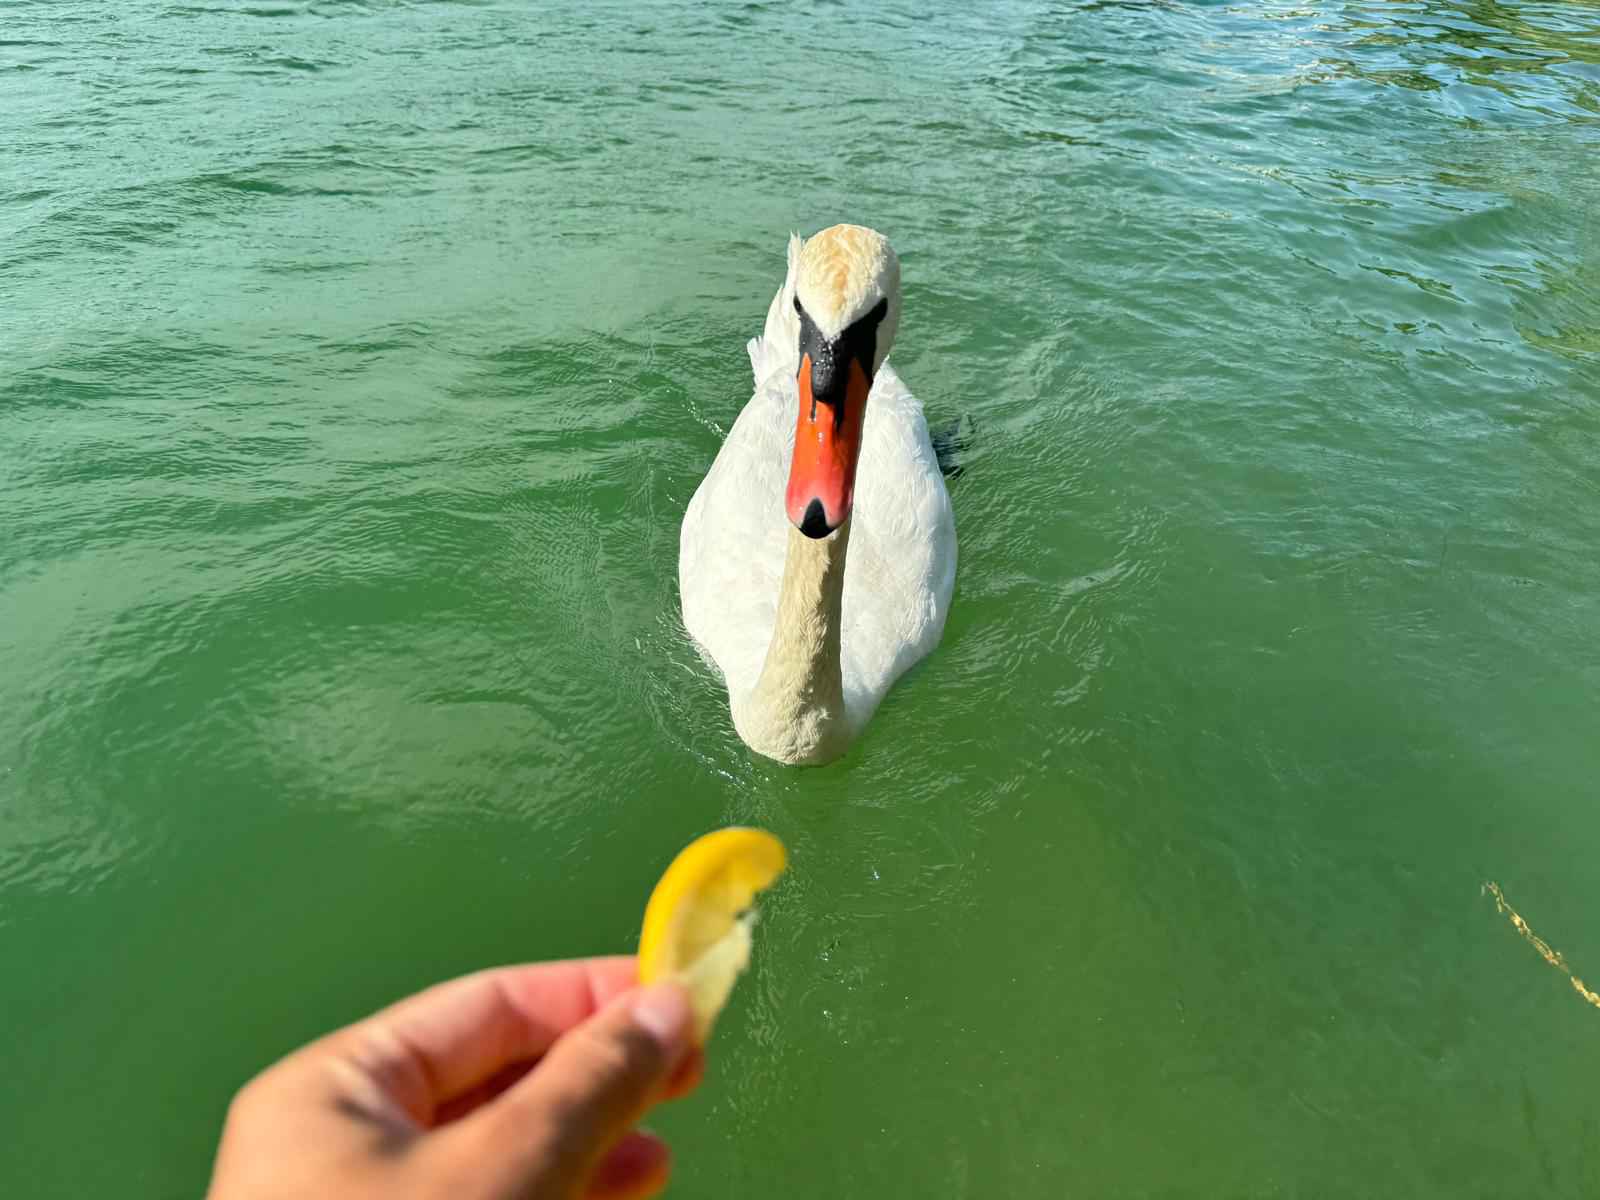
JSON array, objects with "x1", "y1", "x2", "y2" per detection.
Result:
[
  {"x1": 679, "y1": 378, "x2": 794, "y2": 707},
  {"x1": 746, "y1": 233, "x2": 804, "y2": 389},
  {"x1": 691, "y1": 232, "x2": 805, "y2": 703},
  {"x1": 839, "y1": 363, "x2": 957, "y2": 724}
]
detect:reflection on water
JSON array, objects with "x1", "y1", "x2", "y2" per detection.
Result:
[
  {"x1": 1324, "y1": 0, "x2": 1600, "y2": 102},
  {"x1": 1314, "y1": 3, "x2": 1600, "y2": 367},
  {"x1": 1485, "y1": 881, "x2": 1600, "y2": 1012}
]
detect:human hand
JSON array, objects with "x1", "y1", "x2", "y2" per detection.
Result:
[{"x1": 207, "y1": 957, "x2": 702, "y2": 1200}]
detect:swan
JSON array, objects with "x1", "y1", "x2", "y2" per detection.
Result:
[{"x1": 678, "y1": 224, "x2": 957, "y2": 765}]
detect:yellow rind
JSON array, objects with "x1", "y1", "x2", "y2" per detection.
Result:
[{"x1": 638, "y1": 828, "x2": 787, "y2": 1040}]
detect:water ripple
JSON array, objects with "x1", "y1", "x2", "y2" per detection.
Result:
[{"x1": 3, "y1": 2, "x2": 1598, "y2": 1196}]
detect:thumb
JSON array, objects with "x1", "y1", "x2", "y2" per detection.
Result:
[{"x1": 445, "y1": 982, "x2": 693, "y2": 1199}]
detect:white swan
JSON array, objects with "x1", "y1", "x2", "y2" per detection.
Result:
[{"x1": 679, "y1": 225, "x2": 957, "y2": 765}]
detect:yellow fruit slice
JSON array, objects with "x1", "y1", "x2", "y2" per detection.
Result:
[{"x1": 638, "y1": 828, "x2": 787, "y2": 1041}]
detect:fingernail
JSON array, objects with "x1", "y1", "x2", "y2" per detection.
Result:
[{"x1": 632, "y1": 982, "x2": 691, "y2": 1050}]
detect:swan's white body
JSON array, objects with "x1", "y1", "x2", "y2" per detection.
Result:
[{"x1": 679, "y1": 235, "x2": 956, "y2": 757}]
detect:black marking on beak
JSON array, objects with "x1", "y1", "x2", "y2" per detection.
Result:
[
  {"x1": 798, "y1": 498, "x2": 832, "y2": 539},
  {"x1": 795, "y1": 296, "x2": 889, "y2": 431}
]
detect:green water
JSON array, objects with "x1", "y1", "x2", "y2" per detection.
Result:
[{"x1": 4, "y1": 0, "x2": 1599, "y2": 1194}]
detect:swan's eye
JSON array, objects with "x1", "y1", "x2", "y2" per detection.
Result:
[{"x1": 793, "y1": 295, "x2": 803, "y2": 315}]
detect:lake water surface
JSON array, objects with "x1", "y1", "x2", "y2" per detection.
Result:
[{"x1": 3, "y1": 1, "x2": 1599, "y2": 1195}]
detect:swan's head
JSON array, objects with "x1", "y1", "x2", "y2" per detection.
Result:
[{"x1": 786, "y1": 224, "x2": 901, "y2": 539}]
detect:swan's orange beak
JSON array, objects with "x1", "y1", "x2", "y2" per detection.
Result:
[{"x1": 786, "y1": 353, "x2": 870, "y2": 538}]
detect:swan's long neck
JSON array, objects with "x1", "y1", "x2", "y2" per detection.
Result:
[{"x1": 734, "y1": 521, "x2": 853, "y2": 765}]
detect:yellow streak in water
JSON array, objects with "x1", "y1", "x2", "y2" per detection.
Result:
[{"x1": 1483, "y1": 881, "x2": 1600, "y2": 1012}]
